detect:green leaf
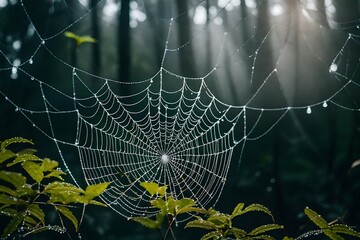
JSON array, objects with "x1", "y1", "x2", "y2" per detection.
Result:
[
  {"x1": 249, "y1": 224, "x2": 284, "y2": 236},
  {"x1": 231, "y1": 202, "x2": 245, "y2": 218},
  {"x1": 323, "y1": 231, "x2": 345, "y2": 240},
  {"x1": 155, "y1": 212, "x2": 165, "y2": 226},
  {"x1": 84, "y1": 182, "x2": 109, "y2": 201},
  {"x1": 64, "y1": 31, "x2": 96, "y2": 46},
  {"x1": 0, "y1": 137, "x2": 33, "y2": 151},
  {"x1": 0, "y1": 186, "x2": 18, "y2": 196},
  {"x1": 0, "y1": 194, "x2": 19, "y2": 205},
  {"x1": 40, "y1": 158, "x2": 58, "y2": 172},
  {"x1": 176, "y1": 206, "x2": 210, "y2": 215},
  {"x1": 17, "y1": 148, "x2": 37, "y2": 155},
  {"x1": 200, "y1": 231, "x2": 222, "y2": 240},
  {"x1": 225, "y1": 227, "x2": 247, "y2": 238},
  {"x1": 185, "y1": 219, "x2": 219, "y2": 230},
  {"x1": 28, "y1": 204, "x2": 45, "y2": 225},
  {"x1": 302, "y1": 212, "x2": 345, "y2": 240},
  {"x1": 45, "y1": 181, "x2": 84, "y2": 194},
  {"x1": 251, "y1": 235, "x2": 276, "y2": 240},
  {"x1": 0, "y1": 150, "x2": 16, "y2": 164},
  {"x1": 175, "y1": 198, "x2": 196, "y2": 209},
  {"x1": 131, "y1": 217, "x2": 160, "y2": 229},
  {"x1": 45, "y1": 182, "x2": 84, "y2": 204},
  {"x1": 208, "y1": 213, "x2": 230, "y2": 227},
  {"x1": 242, "y1": 204, "x2": 274, "y2": 220},
  {"x1": 24, "y1": 215, "x2": 38, "y2": 226},
  {"x1": 44, "y1": 169, "x2": 65, "y2": 181},
  {"x1": 16, "y1": 184, "x2": 36, "y2": 197},
  {"x1": 0, "y1": 207, "x2": 17, "y2": 217},
  {"x1": 56, "y1": 206, "x2": 79, "y2": 231},
  {"x1": 48, "y1": 191, "x2": 82, "y2": 204},
  {"x1": 331, "y1": 224, "x2": 360, "y2": 238},
  {"x1": 22, "y1": 161, "x2": 44, "y2": 183},
  {"x1": 88, "y1": 199, "x2": 107, "y2": 207},
  {"x1": 140, "y1": 182, "x2": 167, "y2": 196},
  {"x1": 304, "y1": 207, "x2": 328, "y2": 229},
  {"x1": 7, "y1": 153, "x2": 42, "y2": 167},
  {"x1": 165, "y1": 197, "x2": 177, "y2": 215},
  {"x1": 2, "y1": 213, "x2": 24, "y2": 238},
  {"x1": 283, "y1": 237, "x2": 294, "y2": 240},
  {"x1": 0, "y1": 170, "x2": 26, "y2": 188},
  {"x1": 151, "y1": 198, "x2": 166, "y2": 210}
]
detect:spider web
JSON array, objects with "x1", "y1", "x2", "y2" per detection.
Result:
[{"x1": 1, "y1": 0, "x2": 360, "y2": 219}]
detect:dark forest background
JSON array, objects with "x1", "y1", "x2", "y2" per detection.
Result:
[{"x1": 1, "y1": 0, "x2": 360, "y2": 239}]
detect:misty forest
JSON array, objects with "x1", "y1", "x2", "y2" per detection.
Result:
[{"x1": 1, "y1": 0, "x2": 360, "y2": 239}]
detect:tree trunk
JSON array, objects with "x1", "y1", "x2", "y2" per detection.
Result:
[
  {"x1": 175, "y1": 0, "x2": 196, "y2": 77},
  {"x1": 118, "y1": 0, "x2": 131, "y2": 86},
  {"x1": 205, "y1": 0, "x2": 212, "y2": 72},
  {"x1": 90, "y1": 0, "x2": 101, "y2": 77}
]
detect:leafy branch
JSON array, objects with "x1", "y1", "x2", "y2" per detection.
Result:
[
  {"x1": 131, "y1": 181, "x2": 360, "y2": 240},
  {"x1": 0, "y1": 137, "x2": 109, "y2": 239}
]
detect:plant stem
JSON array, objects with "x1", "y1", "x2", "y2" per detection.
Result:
[{"x1": 164, "y1": 215, "x2": 176, "y2": 240}]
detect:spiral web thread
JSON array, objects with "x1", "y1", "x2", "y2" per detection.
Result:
[{"x1": 0, "y1": 0, "x2": 360, "y2": 218}]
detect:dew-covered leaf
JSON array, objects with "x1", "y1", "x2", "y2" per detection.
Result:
[
  {"x1": 243, "y1": 204, "x2": 274, "y2": 220},
  {"x1": 185, "y1": 219, "x2": 218, "y2": 230},
  {"x1": 40, "y1": 158, "x2": 58, "y2": 172},
  {"x1": 331, "y1": 224, "x2": 360, "y2": 238},
  {"x1": 226, "y1": 227, "x2": 247, "y2": 238},
  {"x1": 200, "y1": 231, "x2": 221, "y2": 240},
  {"x1": 0, "y1": 150, "x2": 16, "y2": 164},
  {"x1": 177, "y1": 206, "x2": 210, "y2": 215},
  {"x1": 323, "y1": 231, "x2": 345, "y2": 240},
  {"x1": 44, "y1": 169, "x2": 65, "y2": 181},
  {"x1": 131, "y1": 217, "x2": 160, "y2": 229},
  {"x1": 45, "y1": 181, "x2": 84, "y2": 194},
  {"x1": 16, "y1": 184, "x2": 36, "y2": 197},
  {"x1": 48, "y1": 191, "x2": 82, "y2": 204},
  {"x1": 22, "y1": 161, "x2": 43, "y2": 183},
  {"x1": 0, "y1": 170, "x2": 26, "y2": 188},
  {"x1": 175, "y1": 198, "x2": 196, "y2": 209},
  {"x1": 57, "y1": 206, "x2": 79, "y2": 231},
  {"x1": 231, "y1": 202, "x2": 245, "y2": 218},
  {"x1": 151, "y1": 198, "x2": 166, "y2": 210},
  {"x1": 304, "y1": 207, "x2": 328, "y2": 229},
  {"x1": 208, "y1": 213, "x2": 230, "y2": 227},
  {"x1": 140, "y1": 182, "x2": 167, "y2": 196},
  {"x1": 0, "y1": 137, "x2": 33, "y2": 151},
  {"x1": 17, "y1": 148, "x2": 37, "y2": 155},
  {"x1": 0, "y1": 194, "x2": 19, "y2": 205},
  {"x1": 2, "y1": 212, "x2": 24, "y2": 238},
  {"x1": 28, "y1": 204, "x2": 45, "y2": 225},
  {"x1": 88, "y1": 199, "x2": 107, "y2": 207},
  {"x1": 251, "y1": 234, "x2": 276, "y2": 240},
  {"x1": 84, "y1": 182, "x2": 109, "y2": 201},
  {"x1": 0, "y1": 207, "x2": 17, "y2": 217},
  {"x1": 46, "y1": 182, "x2": 84, "y2": 204},
  {"x1": 7, "y1": 153, "x2": 42, "y2": 167},
  {"x1": 249, "y1": 224, "x2": 284, "y2": 236},
  {"x1": 0, "y1": 186, "x2": 17, "y2": 196}
]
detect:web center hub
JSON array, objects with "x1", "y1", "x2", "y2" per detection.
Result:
[{"x1": 161, "y1": 154, "x2": 170, "y2": 164}]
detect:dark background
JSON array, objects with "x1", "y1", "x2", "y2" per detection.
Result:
[{"x1": 1, "y1": 0, "x2": 360, "y2": 239}]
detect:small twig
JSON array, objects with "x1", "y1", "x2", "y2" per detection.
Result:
[
  {"x1": 79, "y1": 204, "x2": 87, "y2": 227},
  {"x1": 34, "y1": 201, "x2": 78, "y2": 208}
]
